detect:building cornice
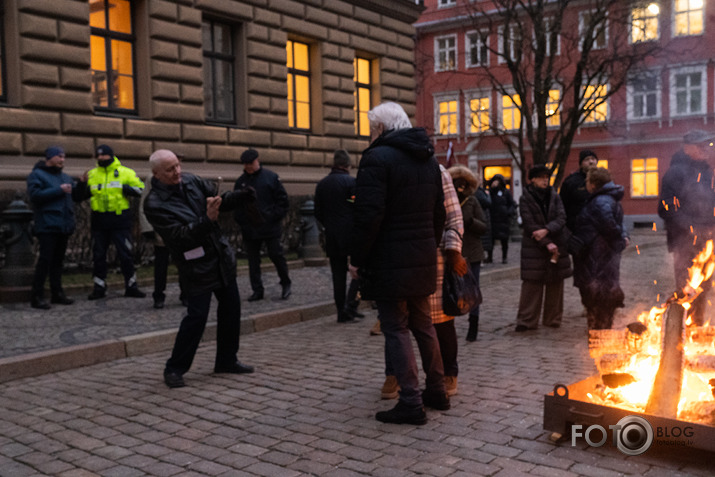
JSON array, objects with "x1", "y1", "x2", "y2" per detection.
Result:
[{"x1": 351, "y1": 0, "x2": 425, "y2": 23}]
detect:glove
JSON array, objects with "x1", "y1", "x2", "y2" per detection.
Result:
[
  {"x1": 236, "y1": 185, "x2": 257, "y2": 202},
  {"x1": 142, "y1": 231, "x2": 156, "y2": 241},
  {"x1": 444, "y1": 249, "x2": 468, "y2": 276}
]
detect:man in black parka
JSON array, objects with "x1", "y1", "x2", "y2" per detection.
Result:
[
  {"x1": 314, "y1": 149, "x2": 362, "y2": 323},
  {"x1": 233, "y1": 149, "x2": 292, "y2": 301},
  {"x1": 658, "y1": 130, "x2": 715, "y2": 326},
  {"x1": 144, "y1": 149, "x2": 255, "y2": 388},
  {"x1": 350, "y1": 102, "x2": 448, "y2": 425}
]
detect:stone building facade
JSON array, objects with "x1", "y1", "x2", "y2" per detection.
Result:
[{"x1": 0, "y1": 0, "x2": 424, "y2": 197}]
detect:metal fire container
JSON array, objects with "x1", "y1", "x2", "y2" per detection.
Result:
[{"x1": 0, "y1": 192, "x2": 35, "y2": 302}]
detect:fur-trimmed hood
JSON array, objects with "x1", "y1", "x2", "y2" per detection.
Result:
[{"x1": 448, "y1": 165, "x2": 478, "y2": 196}]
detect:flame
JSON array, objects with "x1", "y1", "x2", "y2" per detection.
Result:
[{"x1": 588, "y1": 240, "x2": 715, "y2": 425}]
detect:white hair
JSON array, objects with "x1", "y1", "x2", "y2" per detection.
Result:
[
  {"x1": 149, "y1": 149, "x2": 177, "y2": 172},
  {"x1": 367, "y1": 102, "x2": 412, "y2": 131}
]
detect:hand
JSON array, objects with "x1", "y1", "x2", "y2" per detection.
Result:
[
  {"x1": 444, "y1": 249, "x2": 468, "y2": 276},
  {"x1": 624, "y1": 237, "x2": 631, "y2": 248},
  {"x1": 60, "y1": 183, "x2": 72, "y2": 194},
  {"x1": 546, "y1": 243, "x2": 558, "y2": 254},
  {"x1": 349, "y1": 264, "x2": 359, "y2": 280},
  {"x1": 206, "y1": 196, "x2": 222, "y2": 221},
  {"x1": 532, "y1": 228, "x2": 548, "y2": 241},
  {"x1": 80, "y1": 171, "x2": 89, "y2": 182}
]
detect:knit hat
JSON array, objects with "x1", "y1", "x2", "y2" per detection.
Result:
[
  {"x1": 683, "y1": 129, "x2": 715, "y2": 144},
  {"x1": 528, "y1": 164, "x2": 551, "y2": 180},
  {"x1": 579, "y1": 149, "x2": 597, "y2": 164},
  {"x1": 240, "y1": 149, "x2": 259, "y2": 163},
  {"x1": 45, "y1": 146, "x2": 65, "y2": 160},
  {"x1": 96, "y1": 144, "x2": 114, "y2": 157}
]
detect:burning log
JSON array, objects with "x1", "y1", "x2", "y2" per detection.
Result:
[{"x1": 645, "y1": 303, "x2": 686, "y2": 418}]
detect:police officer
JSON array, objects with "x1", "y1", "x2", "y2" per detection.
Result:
[{"x1": 77, "y1": 144, "x2": 146, "y2": 300}]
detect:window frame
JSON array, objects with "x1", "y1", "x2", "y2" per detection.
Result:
[
  {"x1": 465, "y1": 89, "x2": 491, "y2": 135},
  {"x1": 630, "y1": 2, "x2": 661, "y2": 43},
  {"x1": 434, "y1": 93, "x2": 460, "y2": 137},
  {"x1": 542, "y1": 17, "x2": 561, "y2": 56},
  {"x1": 545, "y1": 88, "x2": 561, "y2": 128},
  {"x1": 434, "y1": 34, "x2": 457, "y2": 72},
  {"x1": 631, "y1": 157, "x2": 659, "y2": 198},
  {"x1": 669, "y1": 64, "x2": 706, "y2": 117},
  {"x1": 202, "y1": 19, "x2": 236, "y2": 125},
  {"x1": 500, "y1": 91, "x2": 522, "y2": 131},
  {"x1": 626, "y1": 70, "x2": 662, "y2": 121},
  {"x1": 354, "y1": 55, "x2": 373, "y2": 138},
  {"x1": 465, "y1": 29, "x2": 489, "y2": 68},
  {"x1": 497, "y1": 25, "x2": 521, "y2": 64},
  {"x1": 438, "y1": 0, "x2": 457, "y2": 7},
  {"x1": 90, "y1": 0, "x2": 137, "y2": 114},
  {"x1": 286, "y1": 39, "x2": 312, "y2": 131},
  {"x1": 673, "y1": 0, "x2": 704, "y2": 37}
]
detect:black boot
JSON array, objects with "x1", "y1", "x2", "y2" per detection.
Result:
[
  {"x1": 466, "y1": 315, "x2": 479, "y2": 342},
  {"x1": 31, "y1": 295, "x2": 51, "y2": 310},
  {"x1": 484, "y1": 251, "x2": 493, "y2": 264}
]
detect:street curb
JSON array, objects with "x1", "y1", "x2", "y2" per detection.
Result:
[{"x1": 0, "y1": 300, "x2": 335, "y2": 384}]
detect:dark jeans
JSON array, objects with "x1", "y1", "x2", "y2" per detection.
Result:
[
  {"x1": 469, "y1": 261, "x2": 481, "y2": 319},
  {"x1": 378, "y1": 297, "x2": 445, "y2": 408},
  {"x1": 244, "y1": 237, "x2": 291, "y2": 293},
  {"x1": 153, "y1": 245, "x2": 185, "y2": 302},
  {"x1": 673, "y1": 246, "x2": 710, "y2": 326},
  {"x1": 165, "y1": 279, "x2": 242, "y2": 375},
  {"x1": 31, "y1": 233, "x2": 70, "y2": 298},
  {"x1": 91, "y1": 227, "x2": 136, "y2": 289},
  {"x1": 434, "y1": 320, "x2": 458, "y2": 377},
  {"x1": 329, "y1": 254, "x2": 360, "y2": 315}
]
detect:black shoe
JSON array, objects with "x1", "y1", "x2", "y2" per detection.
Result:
[
  {"x1": 247, "y1": 291, "x2": 264, "y2": 302},
  {"x1": 164, "y1": 371, "x2": 185, "y2": 388},
  {"x1": 153, "y1": 298, "x2": 165, "y2": 309},
  {"x1": 344, "y1": 308, "x2": 365, "y2": 319},
  {"x1": 88, "y1": 289, "x2": 106, "y2": 300},
  {"x1": 125, "y1": 287, "x2": 146, "y2": 298},
  {"x1": 214, "y1": 361, "x2": 255, "y2": 374},
  {"x1": 31, "y1": 297, "x2": 51, "y2": 310},
  {"x1": 515, "y1": 325, "x2": 530, "y2": 332},
  {"x1": 51, "y1": 293, "x2": 74, "y2": 305},
  {"x1": 422, "y1": 390, "x2": 451, "y2": 411},
  {"x1": 376, "y1": 401, "x2": 427, "y2": 425},
  {"x1": 281, "y1": 283, "x2": 292, "y2": 299},
  {"x1": 337, "y1": 313, "x2": 357, "y2": 323}
]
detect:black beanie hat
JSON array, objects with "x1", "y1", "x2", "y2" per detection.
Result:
[
  {"x1": 240, "y1": 149, "x2": 259, "y2": 163},
  {"x1": 96, "y1": 144, "x2": 114, "y2": 157},
  {"x1": 579, "y1": 149, "x2": 597, "y2": 164}
]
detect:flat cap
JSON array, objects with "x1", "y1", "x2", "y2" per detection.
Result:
[
  {"x1": 240, "y1": 149, "x2": 259, "y2": 163},
  {"x1": 684, "y1": 129, "x2": 715, "y2": 144}
]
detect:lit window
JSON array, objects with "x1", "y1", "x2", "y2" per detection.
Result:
[
  {"x1": 498, "y1": 25, "x2": 521, "y2": 63},
  {"x1": 484, "y1": 166, "x2": 512, "y2": 189},
  {"x1": 674, "y1": 0, "x2": 703, "y2": 36},
  {"x1": 546, "y1": 89, "x2": 560, "y2": 127},
  {"x1": 631, "y1": 158, "x2": 659, "y2": 197},
  {"x1": 90, "y1": 0, "x2": 135, "y2": 112},
  {"x1": 579, "y1": 10, "x2": 608, "y2": 50},
  {"x1": 628, "y1": 71, "x2": 660, "y2": 120},
  {"x1": 583, "y1": 84, "x2": 608, "y2": 123},
  {"x1": 354, "y1": 57, "x2": 372, "y2": 137},
  {"x1": 631, "y1": 3, "x2": 660, "y2": 42},
  {"x1": 203, "y1": 20, "x2": 235, "y2": 123},
  {"x1": 435, "y1": 35, "x2": 457, "y2": 72},
  {"x1": 468, "y1": 96, "x2": 490, "y2": 133},
  {"x1": 287, "y1": 40, "x2": 311, "y2": 130},
  {"x1": 670, "y1": 65, "x2": 705, "y2": 116},
  {"x1": 502, "y1": 93, "x2": 521, "y2": 130},
  {"x1": 466, "y1": 30, "x2": 488, "y2": 67},
  {"x1": 436, "y1": 98, "x2": 458, "y2": 135}
]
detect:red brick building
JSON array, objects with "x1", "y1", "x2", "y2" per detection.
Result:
[{"x1": 414, "y1": 0, "x2": 715, "y2": 229}]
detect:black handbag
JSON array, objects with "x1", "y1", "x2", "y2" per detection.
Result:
[{"x1": 442, "y1": 266, "x2": 482, "y2": 316}]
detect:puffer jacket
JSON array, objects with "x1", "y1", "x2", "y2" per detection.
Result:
[
  {"x1": 144, "y1": 173, "x2": 252, "y2": 296},
  {"x1": 571, "y1": 181, "x2": 627, "y2": 308},
  {"x1": 519, "y1": 184, "x2": 572, "y2": 282},
  {"x1": 658, "y1": 150, "x2": 715, "y2": 251},
  {"x1": 314, "y1": 167, "x2": 355, "y2": 258},
  {"x1": 350, "y1": 128, "x2": 446, "y2": 300},
  {"x1": 26, "y1": 161, "x2": 78, "y2": 235}
]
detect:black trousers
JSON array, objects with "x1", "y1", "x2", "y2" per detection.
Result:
[
  {"x1": 244, "y1": 236, "x2": 291, "y2": 293},
  {"x1": 328, "y1": 254, "x2": 360, "y2": 316},
  {"x1": 32, "y1": 233, "x2": 70, "y2": 298},
  {"x1": 91, "y1": 227, "x2": 136, "y2": 289},
  {"x1": 165, "y1": 279, "x2": 242, "y2": 375}
]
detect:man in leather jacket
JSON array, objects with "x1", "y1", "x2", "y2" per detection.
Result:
[{"x1": 144, "y1": 149, "x2": 256, "y2": 388}]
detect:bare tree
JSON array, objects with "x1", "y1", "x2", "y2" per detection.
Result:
[{"x1": 417, "y1": 0, "x2": 672, "y2": 186}]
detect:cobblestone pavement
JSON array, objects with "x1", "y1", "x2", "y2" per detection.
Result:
[{"x1": 1, "y1": 231, "x2": 713, "y2": 476}]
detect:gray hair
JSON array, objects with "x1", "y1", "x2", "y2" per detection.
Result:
[
  {"x1": 149, "y1": 149, "x2": 177, "y2": 172},
  {"x1": 367, "y1": 102, "x2": 412, "y2": 131}
]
